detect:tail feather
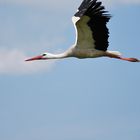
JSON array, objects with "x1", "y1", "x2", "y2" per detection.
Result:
[{"x1": 107, "y1": 51, "x2": 122, "y2": 56}]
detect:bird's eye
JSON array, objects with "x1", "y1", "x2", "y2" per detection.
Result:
[{"x1": 42, "y1": 54, "x2": 46, "y2": 56}]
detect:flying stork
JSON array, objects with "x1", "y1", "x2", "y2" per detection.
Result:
[{"x1": 26, "y1": 0, "x2": 140, "y2": 62}]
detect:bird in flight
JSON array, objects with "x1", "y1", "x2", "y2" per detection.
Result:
[{"x1": 26, "y1": 0, "x2": 139, "y2": 62}]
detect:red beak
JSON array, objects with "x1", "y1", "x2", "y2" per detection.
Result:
[{"x1": 25, "y1": 55, "x2": 43, "y2": 61}]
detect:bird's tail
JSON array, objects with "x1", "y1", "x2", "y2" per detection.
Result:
[{"x1": 107, "y1": 51, "x2": 122, "y2": 56}]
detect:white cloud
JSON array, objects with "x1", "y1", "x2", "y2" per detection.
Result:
[{"x1": 0, "y1": 48, "x2": 55, "y2": 75}]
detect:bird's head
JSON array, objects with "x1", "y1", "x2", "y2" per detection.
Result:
[{"x1": 25, "y1": 52, "x2": 54, "y2": 61}]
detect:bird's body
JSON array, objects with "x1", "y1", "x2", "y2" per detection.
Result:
[
  {"x1": 71, "y1": 48, "x2": 106, "y2": 59},
  {"x1": 54, "y1": 48, "x2": 106, "y2": 59},
  {"x1": 26, "y1": 0, "x2": 139, "y2": 62}
]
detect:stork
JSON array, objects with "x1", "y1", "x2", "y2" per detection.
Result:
[{"x1": 26, "y1": 0, "x2": 139, "y2": 62}]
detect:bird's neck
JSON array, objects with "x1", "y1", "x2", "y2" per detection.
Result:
[{"x1": 49, "y1": 50, "x2": 73, "y2": 59}]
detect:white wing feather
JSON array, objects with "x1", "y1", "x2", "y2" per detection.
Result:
[{"x1": 72, "y1": 16, "x2": 96, "y2": 49}]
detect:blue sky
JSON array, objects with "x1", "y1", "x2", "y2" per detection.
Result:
[{"x1": 0, "y1": 0, "x2": 140, "y2": 140}]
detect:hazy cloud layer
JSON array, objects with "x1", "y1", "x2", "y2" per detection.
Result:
[
  {"x1": 103, "y1": 0, "x2": 140, "y2": 5},
  {"x1": 1, "y1": 0, "x2": 140, "y2": 6},
  {"x1": 116, "y1": 0, "x2": 140, "y2": 4},
  {"x1": 0, "y1": 48, "x2": 55, "y2": 75},
  {"x1": 0, "y1": 0, "x2": 80, "y2": 11}
]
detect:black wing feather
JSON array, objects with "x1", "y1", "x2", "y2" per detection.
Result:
[{"x1": 74, "y1": 0, "x2": 111, "y2": 51}]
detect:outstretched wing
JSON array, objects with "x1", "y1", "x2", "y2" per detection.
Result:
[{"x1": 72, "y1": 0, "x2": 111, "y2": 51}]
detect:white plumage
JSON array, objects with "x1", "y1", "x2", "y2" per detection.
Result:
[{"x1": 26, "y1": 0, "x2": 139, "y2": 62}]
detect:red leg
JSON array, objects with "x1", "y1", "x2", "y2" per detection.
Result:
[
  {"x1": 119, "y1": 57, "x2": 140, "y2": 62},
  {"x1": 106, "y1": 52, "x2": 140, "y2": 62}
]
